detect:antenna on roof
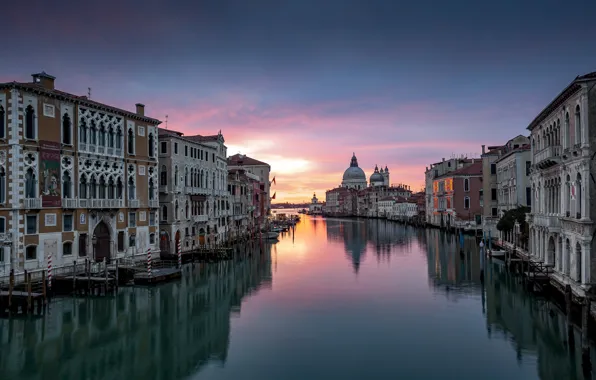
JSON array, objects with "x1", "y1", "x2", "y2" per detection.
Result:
[
  {"x1": 165, "y1": 115, "x2": 169, "y2": 129},
  {"x1": 87, "y1": 87, "x2": 91, "y2": 99}
]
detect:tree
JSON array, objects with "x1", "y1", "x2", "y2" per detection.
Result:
[{"x1": 496, "y1": 206, "x2": 530, "y2": 246}]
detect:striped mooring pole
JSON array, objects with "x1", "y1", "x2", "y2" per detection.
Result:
[
  {"x1": 147, "y1": 247, "x2": 152, "y2": 277},
  {"x1": 47, "y1": 252, "x2": 52, "y2": 289},
  {"x1": 177, "y1": 239, "x2": 182, "y2": 268}
]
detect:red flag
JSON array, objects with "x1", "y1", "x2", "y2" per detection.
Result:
[
  {"x1": 270, "y1": 176, "x2": 276, "y2": 185},
  {"x1": 271, "y1": 192, "x2": 276, "y2": 200}
]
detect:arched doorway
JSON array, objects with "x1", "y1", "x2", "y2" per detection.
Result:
[
  {"x1": 160, "y1": 230, "x2": 170, "y2": 256},
  {"x1": 93, "y1": 222, "x2": 111, "y2": 262},
  {"x1": 175, "y1": 230, "x2": 181, "y2": 255},
  {"x1": 547, "y1": 236, "x2": 555, "y2": 266},
  {"x1": 199, "y1": 228, "x2": 206, "y2": 246}
]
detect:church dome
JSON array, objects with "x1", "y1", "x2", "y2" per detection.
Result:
[
  {"x1": 342, "y1": 153, "x2": 366, "y2": 181},
  {"x1": 370, "y1": 165, "x2": 384, "y2": 183}
]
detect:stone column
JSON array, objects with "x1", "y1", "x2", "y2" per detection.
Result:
[
  {"x1": 555, "y1": 235, "x2": 561, "y2": 272},
  {"x1": 582, "y1": 164, "x2": 589, "y2": 220},
  {"x1": 583, "y1": 240, "x2": 590, "y2": 285}
]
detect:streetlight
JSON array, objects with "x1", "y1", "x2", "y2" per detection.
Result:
[{"x1": 92, "y1": 234, "x2": 97, "y2": 261}]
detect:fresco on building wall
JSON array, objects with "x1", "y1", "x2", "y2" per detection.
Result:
[{"x1": 40, "y1": 141, "x2": 61, "y2": 207}]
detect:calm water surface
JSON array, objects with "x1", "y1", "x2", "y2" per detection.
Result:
[{"x1": 1, "y1": 215, "x2": 594, "y2": 380}]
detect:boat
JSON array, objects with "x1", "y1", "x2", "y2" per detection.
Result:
[
  {"x1": 488, "y1": 249, "x2": 506, "y2": 259},
  {"x1": 265, "y1": 231, "x2": 280, "y2": 240}
]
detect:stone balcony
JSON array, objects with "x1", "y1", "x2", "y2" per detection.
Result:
[
  {"x1": 193, "y1": 215, "x2": 208, "y2": 223},
  {"x1": 531, "y1": 213, "x2": 561, "y2": 230},
  {"x1": 62, "y1": 198, "x2": 78, "y2": 208},
  {"x1": 534, "y1": 145, "x2": 562, "y2": 169},
  {"x1": 87, "y1": 199, "x2": 124, "y2": 209},
  {"x1": 148, "y1": 200, "x2": 159, "y2": 208},
  {"x1": 24, "y1": 198, "x2": 42, "y2": 209},
  {"x1": 128, "y1": 199, "x2": 140, "y2": 208}
]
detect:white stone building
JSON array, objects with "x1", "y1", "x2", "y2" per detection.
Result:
[
  {"x1": 158, "y1": 129, "x2": 228, "y2": 254},
  {"x1": 227, "y1": 154, "x2": 271, "y2": 220},
  {"x1": 527, "y1": 71, "x2": 596, "y2": 292},
  {"x1": 377, "y1": 197, "x2": 395, "y2": 218},
  {"x1": 341, "y1": 153, "x2": 368, "y2": 190},
  {"x1": 495, "y1": 136, "x2": 531, "y2": 216}
]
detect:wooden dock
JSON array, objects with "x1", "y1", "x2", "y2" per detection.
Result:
[{"x1": 134, "y1": 267, "x2": 182, "y2": 285}]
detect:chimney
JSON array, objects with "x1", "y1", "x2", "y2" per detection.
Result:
[
  {"x1": 442, "y1": 158, "x2": 445, "y2": 162},
  {"x1": 31, "y1": 72, "x2": 55, "y2": 90},
  {"x1": 481, "y1": 145, "x2": 486, "y2": 155},
  {"x1": 135, "y1": 103, "x2": 145, "y2": 117}
]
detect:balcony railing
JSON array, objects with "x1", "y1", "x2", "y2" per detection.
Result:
[
  {"x1": 24, "y1": 198, "x2": 42, "y2": 209},
  {"x1": 148, "y1": 200, "x2": 159, "y2": 208},
  {"x1": 534, "y1": 145, "x2": 562, "y2": 169},
  {"x1": 193, "y1": 215, "x2": 208, "y2": 223},
  {"x1": 128, "y1": 199, "x2": 140, "y2": 208},
  {"x1": 79, "y1": 199, "x2": 124, "y2": 209},
  {"x1": 62, "y1": 198, "x2": 78, "y2": 208},
  {"x1": 532, "y1": 214, "x2": 561, "y2": 229}
]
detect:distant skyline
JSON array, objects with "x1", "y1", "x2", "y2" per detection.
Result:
[{"x1": 3, "y1": 0, "x2": 596, "y2": 202}]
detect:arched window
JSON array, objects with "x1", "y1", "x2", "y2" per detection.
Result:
[
  {"x1": 25, "y1": 105, "x2": 35, "y2": 139},
  {"x1": 575, "y1": 105, "x2": 581, "y2": 145},
  {"x1": 128, "y1": 177, "x2": 135, "y2": 199},
  {"x1": 79, "y1": 120, "x2": 87, "y2": 144},
  {"x1": 175, "y1": 201, "x2": 179, "y2": 220},
  {"x1": 0, "y1": 105, "x2": 5, "y2": 139},
  {"x1": 127, "y1": 128, "x2": 135, "y2": 154},
  {"x1": 565, "y1": 112, "x2": 570, "y2": 148},
  {"x1": 212, "y1": 172, "x2": 215, "y2": 189},
  {"x1": 62, "y1": 113, "x2": 72, "y2": 145},
  {"x1": 108, "y1": 127, "x2": 114, "y2": 148},
  {"x1": 148, "y1": 133, "x2": 154, "y2": 157},
  {"x1": 116, "y1": 127, "x2": 123, "y2": 150},
  {"x1": 186, "y1": 202, "x2": 189, "y2": 218},
  {"x1": 185, "y1": 167, "x2": 189, "y2": 186},
  {"x1": 90, "y1": 121, "x2": 97, "y2": 145},
  {"x1": 174, "y1": 166, "x2": 178, "y2": 186},
  {"x1": 117, "y1": 178, "x2": 123, "y2": 199},
  {"x1": 162, "y1": 204, "x2": 168, "y2": 221},
  {"x1": 576, "y1": 242, "x2": 583, "y2": 282},
  {"x1": 0, "y1": 167, "x2": 5, "y2": 203},
  {"x1": 25, "y1": 168, "x2": 36, "y2": 198},
  {"x1": 565, "y1": 174, "x2": 571, "y2": 216},
  {"x1": 62, "y1": 171, "x2": 71, "y2": 198},
  {"x1": 108, "y1": 178, "x2": 115, "y2": 199},
  {"x1": 200, "y1": 170, "x2": 204, "y2": 188},
  {"x1": 80, "y1": 174, "x2": 88, "y2": 198},
  {"x1": 464, "y1": 178, "x2": 470, "y2": 192},
  {"x1": 149, "y1": 179, "x2": 155, "y2": 200},
  {"x1": 160, "y1": 165, "x2": 167, "y2": 186},
  {"x1": 89, "y1": 176, "x2": 97, "y2": 199},
  {"x1": 576, "y1": 173, "x2": 582, "y2": 219},
  {"x1": 99, "y1": 176, "x2": 107, "y2": 199}
]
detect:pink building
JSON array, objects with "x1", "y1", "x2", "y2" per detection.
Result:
[{"x1": 432, "y1": 162, "x2": 483, "y2": 229}]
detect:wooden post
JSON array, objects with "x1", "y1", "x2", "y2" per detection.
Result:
[
  {"x1": 104, "y1": 257, "x2": 108, "y2": 294},
  {"x1": 8, "y1": 269, "x2": 14, "y2": 309},
  {"x1": 42, "y1": 270, "x2": 47, "y2": 304},
  {"x1": 27, "y1": 273, "x2": 32, "y2": 313},
  {"x1": 72, "y1": 260, "x2": 76, "y2": 294},
  {"x1": 115, "y1": 259, "x2": 119, "y2": 290},
  {"x1": 582, "y1": 298, "x2": 593, "y2": 376},
  {"x1": 87, "y1": 259, "x2": 91, "y2": 294}
]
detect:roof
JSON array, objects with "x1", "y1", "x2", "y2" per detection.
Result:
[
  {"x1": 227, "y1": 153, "x2": 270, "y2": 167},
  {"x1": 0, "y1": 79, "x2": 161, "y2": 125},
  {"x1": 435, "y1": 162, "x2": 482, "y2": 179},
  {"x1": 527, "y1": 71, "x2": 596, "y2": 131},
  {"x1": 495, "y1": 144, "x2": 531, "y2": 163}
]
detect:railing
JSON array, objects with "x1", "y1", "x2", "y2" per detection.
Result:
[
  {"x1": 148, "y1": 200, "x2": 159, "y2": 208},
  {"x1": 534, "y1": 145, "x2": 562, "y2": 167},
  {"x1": 107, "y1": 147, "x2": 114, "y2": 155},
  {"x1": 128, "y1": 199, "x2": 140, "y2": 208},
  {"x1": 24, "y1": 198, "x2": 42, "y2": 209},
  {"x1": 193, "y1": 215, "x2": 208, "y2": 223},
  {"x1": 88, "y1": 144, "x2": 96, "y2": 153},
  {"x1": 62, "y1": 198, "x2": 77, "y2": 208},
  {"x1": 97, "y1": 145, "x2": 105, "y2": 154},
  {"x1": 79, "y1": 143, "x2": 87, "y2": 151},
  {"x1": 79, "y1": 199, "x2": 89, "y2": 208},
  {"x1": 115, "y1": 148, "x2": 123, "y2": 156},
  {"x1": 532, "y1": 214, "x2": 561, "y2": 229},
  {"x1": 80, "y1": 199, "x2": 124, "y2": 209}
]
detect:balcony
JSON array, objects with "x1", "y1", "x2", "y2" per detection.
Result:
[
  {"x1": 148, "y1": 200, "x2": 159, "y2": 208},
  {"x1": 128, "y1": 199, "x2": 140, "y2": 208},
  {"x1": 534, "y1": 145, "x2": 562, "y2": 169},
  {"x1": 193, "y1": 215, "x2": 208, "y2": 223},
  {"x1": 24, "y1": 198, "x2": 42, "y2": 209},
  {"x1": 86, "y1": 199, "x2": 124, "y2": 209},
  {"x1": 532, "y1": 214, "x2": 561, "y2": 230},
  {"x1": 62, "y1": 198, "x2": 78, "y2": 208}
]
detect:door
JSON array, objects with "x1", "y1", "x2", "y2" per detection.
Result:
[{"x1": 93, "y1": 222, "x2": 111, "y2": 263}]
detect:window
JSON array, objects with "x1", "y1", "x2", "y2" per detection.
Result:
[
  {"x1": 78, "y1": 120, "x2": 88, "y2": 144},
  {"x1": 160, "y1": 141, "x2": 167, "y2": 154},
  {"x1": 63, "y1": 242, "x2": 72, "y2": 256},
  {"x1": 25, "y1": 105, "x2": 35, "y2": 139},
  {"x1": 526, "y1": 161, "x2": 531, "y2": 176},
  {"x1": 129, "y1": 212, "x2": 136, "y2": 227},
  {"x1": 464, "y1": 196, "x2": 470, "y2": 209},
  {"x1": 78, "y1": 234, "x2": 87, "y2": 257},
  {"x1": 513, "y1": 144, "x2": 519, "y2": 149},
  {"x1": 25, "y1": 168, "x2": 36, "y2": 198},
  {"x1": 63, "y1": 214, "x2": 73, "y2": 231},
  {"x1": 565, "y1": 112, "x2": 570, "y2": 148},
  {"x1": 490, "y1": 163, "x2": 496, "y2": 175},
  {"x1": 148, "y1": 133, "x2": 154, "y2": 158},
  {"x1": 118, "y1": 231, "x2": 125, "y2": 252},
  {"x1": 464, "y1": 178, "x2": 470, "y2": 192},
  {"x1": 26, "y1": 246, "x2": 37, "y2": 260},
  {"x1": 59, "y1": 113, "x2": 72, "y2": 145},
  {"x1": 526, "y1": 187, "x2": 532, "y2": 207},
  {"x1": 128, "y1": 177, "x2": 135, "y2": 200},
  {"x1": 174, "y1": 142, "x2": 178, "y2": 154},
  {"x1": 185, "y1": 146, "x2": 188, "y2": 156},
  {"x1": 63, "y1": 171, "x2": 72, "y2": 198},
  {"x1": 150, "y1": 233, "x2": 155, "y2": 245},
  {"x1": 212, "y1": 153, "x2": 215, "y2": 162},
  {"x1": 127, "y1": 128, "x2": 135, "y2": 154},
  {"x1": 0, "y1": 217, "x2": 5, "y2": 233},
  {"x1": 0, "y1": 167, "x2": 5, "y2": 204},
  {"x1": 491, "y1": 207, "x2": 498, "y2": 217},
  {"x1": 575, "y1": 105, "x2": 581, "y2": 145},
  {"x1": 150, "y1": 211, "x2": 156, "y2": 226},
  {"x1": 160, "y1": 165, "x2": 167, "y2": 186},
  {"x1": 0, "y1": 247, "x2": 3, "y2": 262},
  {"x1": 149, "y1": 179, "x2": 155, "y2": 200},
  {"x1": 129, "y1": 234, "x2": 136, "y2": 248},
  {"x1": 26, "y1": 215, "x2": 37, "y2": 234},
  {"x1": 0, "y1": 105, "x2": 5, "y2": 139},
  {"x1": 491, "y1": 188, "x2": 497, "y2": 201}
]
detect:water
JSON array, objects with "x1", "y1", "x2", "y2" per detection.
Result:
[{"x1": 1, "y1": 215, "x2": 594, "y2": 380}]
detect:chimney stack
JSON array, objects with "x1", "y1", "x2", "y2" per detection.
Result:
[
  {"x1": 442, "y1": 158, "x2": 445, "y2": 162},
  {"x1": 135, "y1": 103, "x2": 145, "y2": 117},
  {"x1": 31, "y1": 72, "x2": 55, "y2": 90},
  {"x1": 481, "y1": 145, "x2": 486, "y2": 155}
]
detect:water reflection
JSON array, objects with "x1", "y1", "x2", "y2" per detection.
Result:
[{"x1": 0, "y1": 247, "x2": 272, "y2": 380}]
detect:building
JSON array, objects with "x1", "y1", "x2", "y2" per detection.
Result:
[
  {"x1": 424, "y1": 157, "x2": 476, "y2": 225},
  {"x1": 323, "y1": 187, "x2": 357, "y2": 216},
  {"x1": 227, "y1": 168, "x2": 262, "y2": 238},
  {"x1": 0, "y1": 72, "x2": 161, "y2": 273},
  {"x1": 341, "y1": 153, "x2": 368, "y2": 190},
  {"x1": 227, "y1": 154, "x2": 271, "y2": 220},
  {"x1": 527, "y1": 71, "x2": 596, "y2": 291},
  {"x1": 495, "y1": 138, "x2": 531, "y2": 216},
  {"x1": 308, "y1": 193, "x2": 323, "y2": 214},
  {"x1": 480, "y1": 145, "x2": 506, "y2": 236},
  {"x1": 431, "y1": 161, "x2": 483, "y2": 229},
  {"x1": 157, "y1": 129, "x2": 228, "y2": 254}
]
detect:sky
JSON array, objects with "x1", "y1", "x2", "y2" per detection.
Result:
[{"x1": 3, "y1": 0, "x2": 596, "y2": 202}]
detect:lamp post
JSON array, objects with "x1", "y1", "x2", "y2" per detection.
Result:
[{"x1": 92, "y1": 234, "x2": 97, "y2": 261}]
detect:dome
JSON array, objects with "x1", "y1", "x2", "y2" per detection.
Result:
[
  {"x1": 370, "y1": 164, "x2": 384, "y2": 183},
  {"x1": 342, "y1": 153, "x2": 366, "y2": 181}
]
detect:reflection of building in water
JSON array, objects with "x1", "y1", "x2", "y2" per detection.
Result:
[
  {"x1": 425, "y1": 229, "x2": 482, "y2": 297},
  {"x1": 0, "y1": 247, "x2": 272, "y2": 380},
  {"x1": 325, "y1": 218, "x2": 418, "y2": 273},
  {"x1": 485, "y1": 261, "x2": 595, "y2": 380}
]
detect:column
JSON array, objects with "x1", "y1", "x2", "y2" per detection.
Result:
[
  {"x1": 582, "y1": 165, "x2": 589, "y2": 220},
  {"x1": 554, "y1": 236, "x2": 561, "y2": 272}
]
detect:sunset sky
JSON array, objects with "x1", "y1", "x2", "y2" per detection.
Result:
[{"x1": 4, "y1": 0, "x2": 596, "y2": 202}]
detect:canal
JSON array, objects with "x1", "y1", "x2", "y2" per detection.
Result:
[{"x1": 0, "y1": 215, "x2": 594, "y2": 380}]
